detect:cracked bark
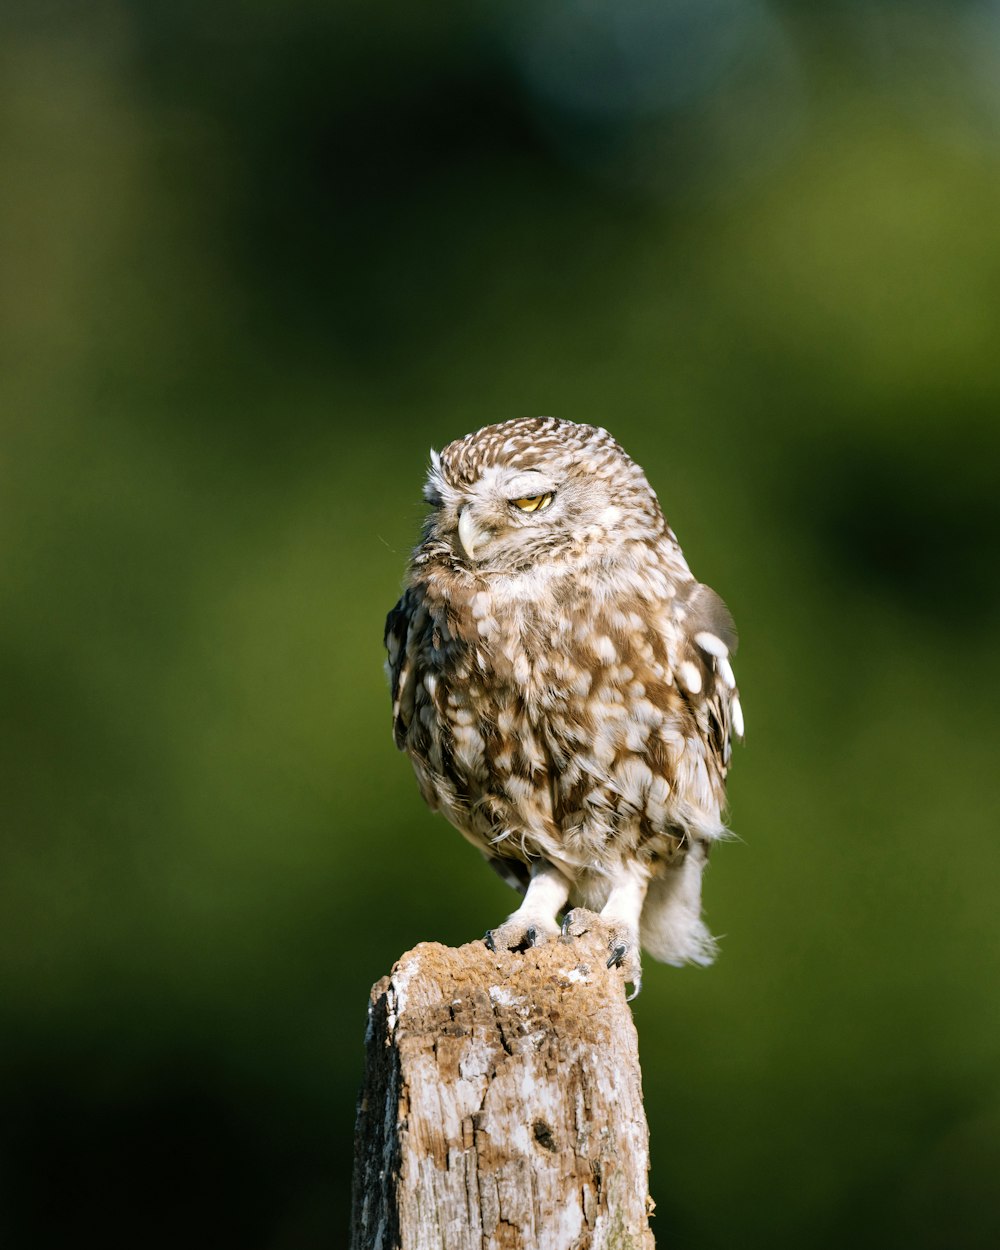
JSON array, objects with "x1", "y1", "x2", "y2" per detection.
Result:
[{"x1": 350, "y1": 936, "x2": 656, "y2": 1250}]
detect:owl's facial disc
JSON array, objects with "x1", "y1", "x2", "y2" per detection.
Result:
[{"x1": 455, "y1": 469, "x2": 559, "y2": 562}]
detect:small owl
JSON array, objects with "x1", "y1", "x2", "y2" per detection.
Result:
[{"x1": 385, "y1": 417, "x2": 743, "y2": 997}]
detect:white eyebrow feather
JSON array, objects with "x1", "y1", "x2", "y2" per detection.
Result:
[{"x1": 504, "y1": 470, "x2": 557, "y2": 497}]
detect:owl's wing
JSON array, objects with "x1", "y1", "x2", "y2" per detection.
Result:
[
  {"x1": 384, "y1": 589, "x2": 419, "y2": 750},
  {"x1": 385, "y1": 588, "x2": 530, "y2": 894},
  {"x1": 670, "y1": 582, "x2": 744, "y2": 772}
]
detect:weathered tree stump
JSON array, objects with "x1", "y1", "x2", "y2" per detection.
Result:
[{"x1": 351, "y1": 935, "x2": 655, "y2": 1250}]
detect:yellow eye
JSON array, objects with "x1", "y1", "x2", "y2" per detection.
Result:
[{"x1": 511, "y1": 492, "x2": 553, "y2": 513}]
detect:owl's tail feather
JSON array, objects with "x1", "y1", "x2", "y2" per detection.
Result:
[{"x1": 640, "y1": 844, "x2": 719, "y2": 966}]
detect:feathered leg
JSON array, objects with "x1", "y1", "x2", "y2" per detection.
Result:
[
  {"x1": 485, "y1": 860, "x2": 571, "y2": 953},
  {"x1": 563, "y1": 861, "x2": 650, "y2": 999}
]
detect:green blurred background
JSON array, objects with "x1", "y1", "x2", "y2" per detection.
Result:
[{"x1": 3, "y1": 1, "x2": 1000, "y2": 1246}]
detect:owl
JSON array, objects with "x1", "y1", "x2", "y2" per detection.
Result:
[{"x1": 385, "y1": 417, "x2": 743, "y2": 997}]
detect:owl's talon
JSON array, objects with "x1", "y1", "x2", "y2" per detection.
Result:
[
  {"x1": 561, "y1": 910, "x2": 642, "y2": 997},
  {"x1": 608, "y1": 940, "x2": 642, "y2": 997},
  {"x1": 607, "y1": 943, "x2": 628, "y2": 969},
  {"x1": 485, "y1": 916, "x2": 558, "y2": 954},
  {"x1": 560, "y1": 907, "x2": 602, "y2": 939}
]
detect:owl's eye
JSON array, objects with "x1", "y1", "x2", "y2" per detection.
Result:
[{"x1": 510, "y1": 492, "x2": 554, "y2": 513}]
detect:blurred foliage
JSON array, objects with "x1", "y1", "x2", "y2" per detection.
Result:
[{"x1": 2, "y1": 1, "x2": 1000, "y2": 1247}]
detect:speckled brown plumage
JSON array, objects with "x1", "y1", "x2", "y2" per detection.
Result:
[{"x1": 385, "y1": 417, "x2": 743, "y2": 996}]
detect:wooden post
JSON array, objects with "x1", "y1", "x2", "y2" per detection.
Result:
[{"x1": 351, "y1": 935, "x2": 656, "y2": 1250}]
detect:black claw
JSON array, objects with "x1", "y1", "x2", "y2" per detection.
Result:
[
  {"x1": 607, "y1": 943, "x2": 628, "y2": 969},
  {"x1": 484, "y1": 931, "x2": 497, "y2": 952},
  {"x1": 526, "y1": 926, "x2": 537, "y2": 947}
]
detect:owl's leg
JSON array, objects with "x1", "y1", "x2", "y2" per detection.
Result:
[
  {"x1": 562, "y1": 863, "x2": 649, "y2": 999},
  {"x1": 484, "y1": 860, "x2": 572, "y2": 954}
]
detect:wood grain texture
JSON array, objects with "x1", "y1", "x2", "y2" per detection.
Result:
[{"x1": 351, "y1": 936, "x2": 655, "y2": 1250}]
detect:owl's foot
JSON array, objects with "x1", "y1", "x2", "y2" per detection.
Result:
[
  {"x1": 561, "y1": 908, "x2": 643, "y2": 1000},
  {"x1": 484, "y1": 915, "x2": 560, "y2": 954}
]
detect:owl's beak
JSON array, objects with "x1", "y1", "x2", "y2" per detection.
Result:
[{"x1": 457, "y1": 507, "x2": 485, "y2": 561}]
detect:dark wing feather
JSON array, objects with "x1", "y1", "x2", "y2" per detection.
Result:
[
  {"x1": 384, "y1": 590, "x2": 419, "y2": 750},
  {"x1": 484, "y1": 854, "x2": 530, "y2": 895}
]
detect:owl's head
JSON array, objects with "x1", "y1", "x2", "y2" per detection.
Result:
[{"x1": 418, "y1": 417, "x2": 665, "y2": 573}]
